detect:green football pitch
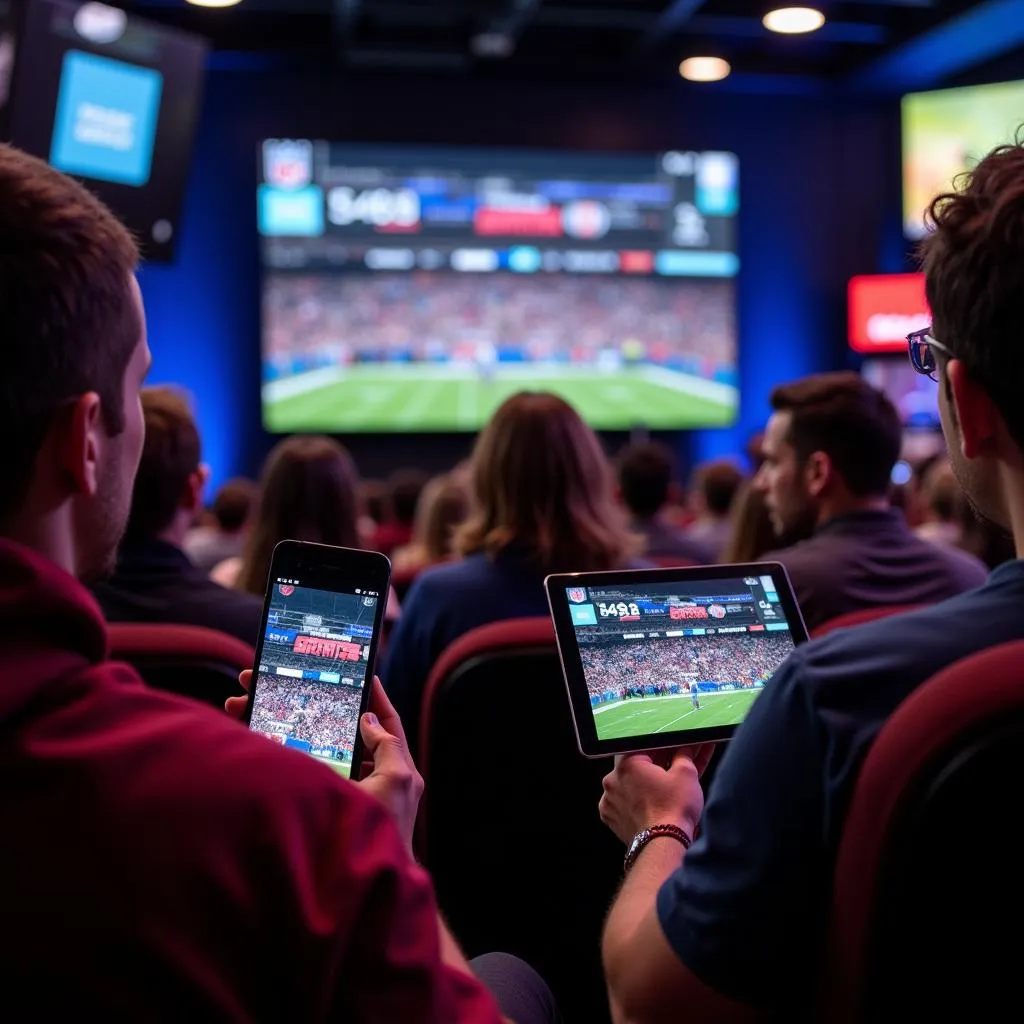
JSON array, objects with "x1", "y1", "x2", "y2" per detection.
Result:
[
  {"x1": 263, "y1": 365, "x2": 737, "y2": 433},
  {"x1": 593, "y1": 689, "x2": 762, "y2": 741}
]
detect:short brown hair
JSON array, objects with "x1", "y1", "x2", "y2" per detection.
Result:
[
  {"x1": 126, "y1": 388, "x2": 201, "y2": 540},
  {"x1": 212, "y1": 478, "x2": 257, "y2": 532},
  {"x1": 617, "y1": 442, "x2": 676, "y2": 518},
  {"x1": 456, "y1": 392, "x2": 635, "y2": 574},
  {"x1": 770, "y1": 372, "x2": 901, "y2": 497},
  {"x1": 0, "y1": 145, "x2": 139, "y2": 526},
  {"x1": 919, "y1": 137, "x2": 1024, "y2": 450},
  {"x1": 693, "y1": 459, "x2": 744, "y2": 517},
  {"x1": 237, "y1": 436, "x2": 361, "y2": 596}
]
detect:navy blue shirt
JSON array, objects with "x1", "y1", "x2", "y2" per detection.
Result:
[
  {"x1": 92, "y1": 538, "x2": 263, "y2": 647},
  {"x1": 657, "y1": 559, "x2": 1024, "y2": 1014},
  {"x1": 380, "y1": 549, "x2": 551, "y2": 758}
]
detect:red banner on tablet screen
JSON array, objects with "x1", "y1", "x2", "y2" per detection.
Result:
[{"x1": 848, "y1": 273, "x2": 929, "y2": 354}]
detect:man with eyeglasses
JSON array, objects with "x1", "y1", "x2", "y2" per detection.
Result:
[{"x1": 596, "y1": 142, "x2": 1024, "y2": 1023}]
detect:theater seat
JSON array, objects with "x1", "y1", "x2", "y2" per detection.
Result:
[
  {"x1": 810, "y1": 604, "x2": 924, "y2": 639},
  {"x1": 418, "y1": 617, "x2": 620, "y2": 1024},
  {"x1": 108, "y1": 623, "x2": 253, "y2": 709},
  {"x1": 822, "y1": 641, "x2": 1024, "y2": 1022}
]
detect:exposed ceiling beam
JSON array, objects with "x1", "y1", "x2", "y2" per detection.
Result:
[
  {"x1": 633, "y1": 0, "x2": 707, "y2": 55},
  {"x1": 688, "y1": 13, "x2": 886, "y2": 44},
  {"x1": 536, "y1": 6, "x2": 653, "y2": 31},
  {"x1": 847, "y1": 0, "x2": 1024, "y2": 92}
]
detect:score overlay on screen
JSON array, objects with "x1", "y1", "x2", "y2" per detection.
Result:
[{"x1": 258, "y1": 141, "x2": 739, "y2": 433}]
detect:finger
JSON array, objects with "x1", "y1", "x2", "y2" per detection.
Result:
[
  {"x1": 366, "y1": 677, "x2": 410, "y2": 749},
  {"x1": 691, "y1": 743, "x2": 716, "y2": 777},
  {"x1": 615, "y1": 752, "x2": 653, "y2": 770},
  {"x1": 359, "y1": 712, "x2": 411, "y2": 774},
  {"x1": 225, "y1": 695, "x2": 248, "y2": 719}
]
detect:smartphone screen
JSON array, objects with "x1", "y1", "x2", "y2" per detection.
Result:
[{"x1": 248, "y1": 565, "x2": 384, "y2": 778}]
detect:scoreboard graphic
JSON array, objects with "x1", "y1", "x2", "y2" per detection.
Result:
[{"x1": 258, "y1": 141, "x2": 740, "y2": 433}]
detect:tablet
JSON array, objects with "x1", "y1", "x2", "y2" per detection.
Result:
[{"x1": 546, "y1": 563, "x2": 808, "y2": 757}]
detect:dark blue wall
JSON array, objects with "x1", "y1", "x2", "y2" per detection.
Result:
[{"x1": 138, "y1": 69, "x2": 903, "y2": 489}]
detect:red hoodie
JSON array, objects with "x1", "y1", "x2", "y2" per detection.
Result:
[{"x1": 0, "y1": 539, "x2": 501, "y2": 1022}]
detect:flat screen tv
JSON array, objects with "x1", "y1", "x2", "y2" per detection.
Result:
[
  {"x1": 902, "y1": 78, "x2": 1024, "y2": 241},
  {"x1": 258, "y1": 141, "x2": 740, "y2": 434},
  {"x1": 2, "y1": 0, "x2": 207, "y2": 261}
]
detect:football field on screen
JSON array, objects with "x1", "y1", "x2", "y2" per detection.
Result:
[
  {"x1": 594, "y1": 690, "x2": 761, "y2": 741},
  {"x1": 263, "y1": 365, "x2": 737, "y2": 433}
]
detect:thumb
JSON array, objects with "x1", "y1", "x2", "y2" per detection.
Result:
[{"x1": 359, "y1": 712, "x2": 408, "y2": 770}]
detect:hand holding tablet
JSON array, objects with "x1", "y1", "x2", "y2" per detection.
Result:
[{"x1": 546, "y1": 563, "x2": 808, "y2": 757}]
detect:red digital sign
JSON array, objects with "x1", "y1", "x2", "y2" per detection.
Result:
[{"x1": 848, "y1": 273, "x2": 929, "y2": 354}]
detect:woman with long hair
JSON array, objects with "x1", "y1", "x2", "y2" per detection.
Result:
[
  {"x1": 381, "y1": 391, "x2": 636, "y2": 757},
  {"x1": 391, "y1": 473, "x2": 470, "y2": 577},
  {"x1": 211, "y1": 435, "x2": 361, "y2": 594},
  {"x1": 721, "y1": 481, "x2": 776, "y2": 564}
]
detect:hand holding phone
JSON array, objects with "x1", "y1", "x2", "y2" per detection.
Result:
[{"x1": 246, "y1": 541, "x2": 391, "y2": 780}]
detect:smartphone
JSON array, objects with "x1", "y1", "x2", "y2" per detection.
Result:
[{"x1": 245, "y1": 541, "x2": 391, "y2": 779}]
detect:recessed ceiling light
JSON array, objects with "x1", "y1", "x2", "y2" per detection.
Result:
[
  {"x1": 679, "y1": 56, "x2": 731, "y2": 82},
  {"x1": 762, "y1": 6, "x2": 825, "y2": 34},
  {"x1": 186, "y1": 0, "x2": 243, "y2": 7}
]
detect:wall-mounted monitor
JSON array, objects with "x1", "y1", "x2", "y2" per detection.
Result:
[
  {"x1": 848, "y1": 273, "x2": 928, "y2": 354},
  {"x1": 902, "y1": 78, "x2": 1024, "y2": 241},
  {"x1": 258, "y1": 140, "x2": 739, "y2": 434},
  {"x1": 2, "y1": 0, "x2": 207, "y2": 262}
]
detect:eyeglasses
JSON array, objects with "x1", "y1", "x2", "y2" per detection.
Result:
[{"x1": 906, "y1": 327, "x2": 953, "y2": 382}]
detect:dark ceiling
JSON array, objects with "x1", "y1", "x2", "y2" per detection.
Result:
[{"x1": 124, "y1": 0, "x2": 1024, "y2": 93}]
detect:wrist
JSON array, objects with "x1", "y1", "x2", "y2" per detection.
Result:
[{"x1": 623, "y1": 822, "x2": 693, "y2": 874}]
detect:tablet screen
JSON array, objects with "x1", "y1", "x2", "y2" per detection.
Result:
[{"x1": 565, "y1": 572, "x2": 798, "y2": 742}]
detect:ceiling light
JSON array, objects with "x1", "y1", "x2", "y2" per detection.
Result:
[
  {"x1": 679, "y1": 57, "x2": 731, "y2": 82},
  {"x1": 762, "y1": 6, "x2": 825, "y2": 34},
  {"x1": 186, "y1": 0, "x2": 244, "y2": 7}
]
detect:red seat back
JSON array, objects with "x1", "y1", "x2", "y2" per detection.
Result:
[
  {"x1": 108, "y1": 623, "x2": 253, "y2": 708},
  {"x1": 823, "y1": 640, "x2": 1024, "y2": 1021},
  {"x1": 810, "y1": 604, "x2": 925, "y2": 639},
  {"x1": 418, "y1": 617, "x2": 619, "y2": 1024}
]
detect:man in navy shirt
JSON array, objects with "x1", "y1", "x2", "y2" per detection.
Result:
[
  {"x1": 596, "y1": 141, "x2": 1024, "y2": 1022},
  {"x1": 755, "y1": 372, "x2": 986, "y2": 632}
]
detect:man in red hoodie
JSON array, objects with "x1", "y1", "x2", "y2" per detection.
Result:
[{"x1": 0, "y1": 144, "x2": 556, "y2": 1022}]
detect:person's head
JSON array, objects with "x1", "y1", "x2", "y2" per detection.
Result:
[
  {"x1": 237, "y1": 436, "x2": 360, "y2": 595},
  {"x1": 0, "y1": 145, "x2": 148, "y2": 582},
  {"x1": 456, "y1": 391, "x2": 634, "y2": 573},
  {"x1": 125, "y1": 388, "x2": 206, "y2": 548},
  {"x1": 411, "y1": 474, "x2": 470, "y2": 563},
  {"x1": 211, "y1": 478, "x2": 257, "y2": 534},
  {"x1": 690, "y1": 460, "x2": 744, "y2": 520},
  {"x1": 616, "y1": 442, "x2": 678, "y2": 520},
  {"x1": 388, "y1": 469, "x2": 429, "y2": 528},
  {"x1": 754, "y1": 372, "x2": 901, "y2": 542},
  {"x1": 721, "y1": 482, "x2": 776, "y2": 564},
  {"x1": 922, "y1": 460, "x2": 962, "y2": 524},
  {"x1": 358, "y1": 479, "x2": 389, "y2": 528},
  {"x1": 918, "y1": 137, "x2": 1024, "y2": 541}
]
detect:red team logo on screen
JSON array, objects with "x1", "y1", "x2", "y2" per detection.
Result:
[
  {"x1": 562, "y1": 200, "x2": 611, "y2": 240},
  {"x1": 263, "y1": 140, "x2": 313, "y2": 190},
  {"x1": 567, "y1": 588, "x2": 588, "y2": 604},
  {"x1": 278, "y1": 584, "x2": 295, "y2": 597},
  {"x1": 708, "y1": 604, "x2": 727, "y2": 619}
]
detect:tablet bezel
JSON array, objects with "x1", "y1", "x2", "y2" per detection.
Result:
[{"x1": 545, "y1": 562, "x2": 809, "y2": 757}]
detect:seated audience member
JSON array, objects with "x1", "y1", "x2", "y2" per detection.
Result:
[
  {"x1": 721, "y1": 481, "x2": 776, "y2": 564},
  {"x1": 372, "y1": 469, "x2": 429, "y2": 556},
  {"x1": 616, "y1": 442, "x2": 714, "y2": 564},
  {"x1": 214, "y1": 436, "x2": 400, "y2": 620},
  {"x1": 914, "y1": 458, "x2": 964, "y2": 547},
  {"x1": 685, "y1": 460, "x2": 744, "y2": 558},
  {"x1": 92, "y1": 388, "x2": 263, "y2": 645},
  {"x1": 596, "y1": 140, "x2": 1024, "y2": 1022},
  {"x1": 184, "y1": 476, "x2": 256, "y2": 573},
  {"x1": 357, "y1": 477, "x2": 389, "y2": 545},
  {"x1": 0, "y1": 144, "x2": 551, "y2": 1021},
  {"x1": 754, "y1": 372, "x2": 986, "y2": 630},
  {"x1": 392, "y1": 473, "x2": 470, "y2": 576},
  {"x1": 382, "y1": 391, "x2": 636, "y2": 758}
]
